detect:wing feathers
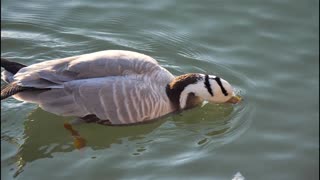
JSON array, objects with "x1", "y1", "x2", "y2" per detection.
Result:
[
  {"x1": 13, "y1": 50, "x2": 161, "y2": 89},
  {"x1": 56, "y1": 76, "x2": 171, "y2": 124}
]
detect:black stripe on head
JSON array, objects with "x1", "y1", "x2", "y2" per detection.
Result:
[
  {"x1": 204, "y1": 74, "x2": 214, "y2": 96},
  {"x1": 214, "y1": 77, "x2": 228, "y2": 96}
]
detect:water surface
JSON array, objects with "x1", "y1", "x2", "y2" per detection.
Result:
[{"x1": 1, "y1": 0, "x2": 319, "y2": 180}]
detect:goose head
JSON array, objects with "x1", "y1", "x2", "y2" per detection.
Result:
[{"x1": 166, "y1": 73, "x2": 241, "y2": 110}]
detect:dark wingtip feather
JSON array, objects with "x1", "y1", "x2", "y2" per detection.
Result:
[{"x1": 1, "y1": 58, "x2": 26, "y2": 74}]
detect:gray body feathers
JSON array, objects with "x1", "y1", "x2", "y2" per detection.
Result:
[{"x1": 1, "y1": 50, "x2": 176, "y2": 124}]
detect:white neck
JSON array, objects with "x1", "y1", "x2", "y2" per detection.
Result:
[{"x1": 179, "y1": 80, "x2": 208, "y2": 109}]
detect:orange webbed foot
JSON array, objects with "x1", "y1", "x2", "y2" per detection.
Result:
[{"x1": 64, "y1": 122, "x2": 86, "y2": 149}]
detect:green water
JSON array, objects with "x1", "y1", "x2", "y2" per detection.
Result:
[{"x1": 1, "y1": 0, "x2": 319, "y2": 179}]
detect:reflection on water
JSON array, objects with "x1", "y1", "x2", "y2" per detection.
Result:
[
  {"x1": 19, "y1": 108, "x2": 161, "y2": 160},
  {"x1": 4, "y1": 0, "x2": 318, "y2": 178},
  {"x1": 14, "y1": 100, "x2": 250, "y2": 176}
]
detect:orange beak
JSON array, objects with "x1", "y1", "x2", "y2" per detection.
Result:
[{"x1": 226, "y1": 95, "x2": 242, "y2": 104}]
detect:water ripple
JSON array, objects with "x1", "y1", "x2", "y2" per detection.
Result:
[{"x1": 1, "y1": 0, "x2": 317, "y2": 179}]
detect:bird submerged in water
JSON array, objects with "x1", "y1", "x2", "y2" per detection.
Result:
[{"x1": 1, "y1": 50, "x2": 241, "y2": 126}]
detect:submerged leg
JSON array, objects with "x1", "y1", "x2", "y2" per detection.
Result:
[
  {"x1": 63, "y1": 115, "x2": 112, "y2": 149},
  {"x1": 63, "y1": 122, "x2": 86, "y2": 149}
]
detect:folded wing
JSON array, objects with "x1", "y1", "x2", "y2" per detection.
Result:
[
  {"x1": 13, "y1": 50, "x2": 162, "y2": 89},
  {"x1": 33, "y1": 75, "x2": 171, "y2": 124}
]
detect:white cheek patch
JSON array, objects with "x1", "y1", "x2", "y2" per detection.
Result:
[{"x1": 179, "y1": 81, "x2": 208, "y2": 109}]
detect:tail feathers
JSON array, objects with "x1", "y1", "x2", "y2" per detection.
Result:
[
  {"x1": 1, "y1": 70, "x2": 15, "y2": 83},
  {"x1": 1, "y1": 58, "x2": 26, "y2": 74},
  {"x1": 1, "y1": 83, "x2": 30, "y2": 100}
]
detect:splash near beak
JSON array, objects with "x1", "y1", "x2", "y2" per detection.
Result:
[{"x1": 226, "y1": 95, "x2": 242, "y2": 104}]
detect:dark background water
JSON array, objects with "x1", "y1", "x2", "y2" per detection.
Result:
[{"x1": 1, "y1": 0, "x2": 319, "y2": 179}]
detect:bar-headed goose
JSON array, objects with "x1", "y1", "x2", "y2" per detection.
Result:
[{"x1": 1, "y1": 50, "x2": 241, "y2": 125}]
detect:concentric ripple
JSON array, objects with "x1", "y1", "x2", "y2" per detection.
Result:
[{"x1": 1, "y1": 0, "x2": 318, "y2": 179}]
